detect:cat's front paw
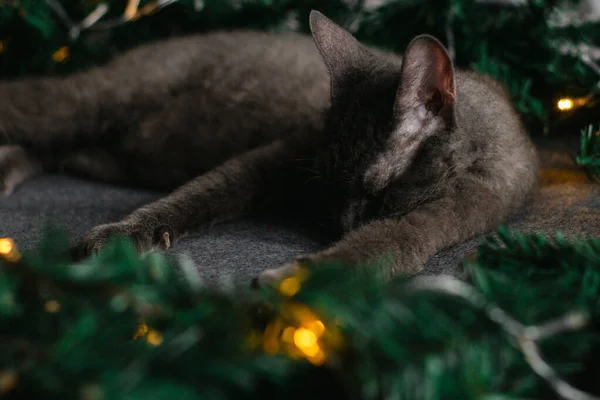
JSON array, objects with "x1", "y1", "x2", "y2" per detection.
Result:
[
  {"x1": 252, "y1": 262, "x2": 299, "y2": 288},
  {"x1": 74, "y1": 222, "x2": 175, "y2": 259}
]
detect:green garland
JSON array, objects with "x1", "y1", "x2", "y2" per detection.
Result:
[
  {"x1": 1, "y1": 226, "x2": 600, "y2": 399},
  {"x1": 577, "y1": 124, "x2": 600, "y2": 182},
  {"x1": 1, "y1": 0, "x2": 600, "y2": 133}
]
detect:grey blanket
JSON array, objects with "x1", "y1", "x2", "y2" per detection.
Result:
[{"x1": 2, "y1": 136, "x2": 598, "y2": 284}]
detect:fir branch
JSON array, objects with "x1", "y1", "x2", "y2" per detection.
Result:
[{"x1": 2, "y1": 226, "x2": 600, "y2": 399}]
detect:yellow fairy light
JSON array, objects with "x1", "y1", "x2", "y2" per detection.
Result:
[
  {"x1": 0, "y1": 370, "x2": 18, "y2": 395},
  {"x1": 124, "y1": 0, "x2": 140, "y2": 20},
  {"x1": 279, "y1": 277, "x2": 301, "y2": 297},
  {"x1": 282, "y1": 326, "x2": 296, "y2": 343},
  {"x1": 146, "y1": 329, "x2": 163, "y2": 346},
  {"x1": 0, "y1": 238, "x2": 20, "y2": 262},
  {"x1": 133, "y1": 320, "x2": 163, "y2": 346},
  {"x1": 133, "y1": 321, "x2": 149, "y2": 339},
  {"x1": 557, "y1": 96, "x2": 589, "y2": 112},
  {"x1": 0, "y1": 238, "x2": 14, "y2": 255},
  {"x1": 0, "y1": 41, "x2": 5, "y2": 54},
  {"x1": 307, "y1": 350, "x2": 326, "y2": 366},
  {"x1": 293, "y1": 327, "x2": 320, "y2": 357},
  {"x1": 557, "y1": 98, "x2": 574, "y2": 111},
  {"x1": 52, "y1": 46, "x2": 70, "y2": 63},
  {"x1": 306, "y1": 320, "x2": 325, "y2": 337},
  {"x1": 262, "y1": 317, "x2": 284, "y2": 354},
  {"x1": 44, "y1": 300, "x2": 61, "y2": 313}
]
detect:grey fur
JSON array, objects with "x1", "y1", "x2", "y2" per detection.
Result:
[{"x1": 0, "y1": 11, "x2": 538, "y2": 285}]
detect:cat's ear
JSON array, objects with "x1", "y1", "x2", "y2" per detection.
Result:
[
  {"x1": 395, "y1": 35, "x2": 456, "y2": 126},
  {"x1": 310, "y1": 10, "x2": 366, "y2": 89}
]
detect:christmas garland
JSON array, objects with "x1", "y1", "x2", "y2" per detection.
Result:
[{"x1": 1, "y1": 226, "x2": 600, "y2": 399}]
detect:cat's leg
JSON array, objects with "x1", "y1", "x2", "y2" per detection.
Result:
[
  {"x1": 256, "y1": 179, "x2": 510, "y2": 285},
  {"x1": 75, "y1": 140, "x2": 307, "y2": 257},
  {"x1": 0, "y1": 145, "x2": 43, "y2": 196}
]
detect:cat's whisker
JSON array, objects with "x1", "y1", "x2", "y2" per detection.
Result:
[
  {"x1": 304, "y1": 175, "x2": 322, "y2": 185},
  {"x1": 404, "y1": 164, "x2": 457, "y2": 215},
  {"x1": 295, "y1": 158, "x2": 316, "y2": 162},
  {"x1": 296, "y1": 165, "x2": 321, "y2": 175}
]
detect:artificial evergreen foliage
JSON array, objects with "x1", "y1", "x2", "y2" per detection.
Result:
[
  {"x1": 577, "y1": 123, "x2": 600, "y2": 182},
  {"x1": 1, "y1": 226, "x2": 600, "y2": 399},
  {"x1": 1, "y1": 0, "x2": 600, "y2": 133}
]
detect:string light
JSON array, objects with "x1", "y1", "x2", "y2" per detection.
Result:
[
  {"x1": 260, "y1": 300, "x2": 339, "y2": 366},
  {"x1": 294, "y1": 328, "x2": 320, "y2": 356},
  {"x1": 557, "y1": 96, "x2": 590, "y2": 112},
  {"x1": 0, "y1": 238, "x2": 21, "y2": 262},
  {"x1": 279, "y1": 277, "x2": 301, "y2": 297},
  {"x1": 0, "y1": 238, "x2": 14, "y2": 255},
  {"x1": 558, "y1": 98, "x2": 574, "y2": 110},
  {"x1": 44, "y1": 300, "x2": 61, "y2": 313},
  {"x1": 146, "y1": 329, "x2": 163, "y2": 346},
  {"x1": 46, "y1": 0, "x2": 180, "y2": 41},
  {"x1": 554, "y1": 40, "x2": 600, "y2": 114},
  {"x1": 52, "y1": 46, "x2": 70, "y2": 63},
  {"x1": 0, "y1": 370, "x2": 18, "y2": 395},
  {"x1": 133, "y1": 320, "x2": 163, "y2": 346},
  {"x1": 133, "y1": 320, "x2": 149, "y2": 339},
  {"x1": 124, "y1": 0, "x2": 140, "y2": 20},
  {"x1": 0, "y1": 41, "x2": 5, "y2": 54}
]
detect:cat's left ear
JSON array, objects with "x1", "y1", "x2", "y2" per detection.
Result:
[
  {"x1": 310, "y1": 10, "x2": 368, "y2": 93},
  {"x1": 395, "y1": 35, "x2": 456, "y2": 126}
]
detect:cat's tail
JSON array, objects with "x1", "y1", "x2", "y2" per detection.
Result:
[{"x1": 0, "y1": 71, "x2": 113, "y2": 150}]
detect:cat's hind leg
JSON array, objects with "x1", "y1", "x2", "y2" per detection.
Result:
[{"x1": 0, "y1": 145, "x2": 43, "y2": 196}]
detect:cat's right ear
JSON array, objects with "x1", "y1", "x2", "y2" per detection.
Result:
[{"x1": 310, "y1": 10, "x2": 365, "y2": 91}]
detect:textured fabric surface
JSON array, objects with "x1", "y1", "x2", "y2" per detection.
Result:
[{"x1": 2, "y1": 137, "x2": 599, "y2": 284}]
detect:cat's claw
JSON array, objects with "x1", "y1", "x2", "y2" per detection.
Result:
[{"x1": 75, "y1": 222, "x2": 175, "y2": 260}]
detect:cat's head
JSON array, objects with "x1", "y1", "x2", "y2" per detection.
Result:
[{"x1": 309, "y1": 11, "x2": 457, "y2": 233}]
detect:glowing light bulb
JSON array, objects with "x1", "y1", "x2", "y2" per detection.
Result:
[
  {"x1": 282, "y1": 326, "x2": 296, "y2": 343},
  {"x1": 306, "y1": 320, "x2": 325, "y2": 337},
  {"x1": 52, "y1": 46, "x2": 70, "y2": 63},
  {"x1": 44, "y1": 300, "x2": 61, "y2": 313},
  {"x1": 133, "y1": 321, "x2": 149, "y2": 339},
  {"x1": 294, "y1": 328, "x2": 320, "y2": 357},
  {"x1": 0, "y1": 238, "x2": 13, "y2": 255},
  {"x1": 308, "y1": 350, "x2": 326, "y2": 366},
  {"x1": 52, "y1": 46, "x2": 71, "y2": 62},
  {"x1": 146, "y1": 329, "x2": 163, "y2": 346},
  {"x1": 0, "y1": 238, "x2": 20, "y2": 262},
  {"x1": 557, "y1": 98, "x2": 574, "y2": 111},
  {"x1": 0, "y1": 370, "x2": 18, "y2": 395},
  {"x1": 125, "y1": 0, "x2": 140, "y2": 20},
  {"x1": 279, "y1": 277, "x2": 301, "y2": 296}
]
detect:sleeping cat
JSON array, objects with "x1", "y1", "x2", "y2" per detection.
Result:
[{"x1": 0, "y1": 11, "x2": 538, "y2": 285}]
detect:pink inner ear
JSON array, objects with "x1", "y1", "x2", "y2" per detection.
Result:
[
  {"x1": 396, "y1": 36, "x2": 456, "y2": 116},
  {"x1": 432, "y1": 51, "x2": 455, "y2": 104}
]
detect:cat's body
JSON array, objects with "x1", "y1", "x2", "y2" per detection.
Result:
[
  {"x1": 0, "y1": 11, "x2": 538, "y2": 284},
  {"x1": 1, "y1": 30, "x2": 330, "y2": 190}
]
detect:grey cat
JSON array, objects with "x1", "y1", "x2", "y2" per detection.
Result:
[{"x1": 0, "y1": 11, "x2": 538, "y2": 285}]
